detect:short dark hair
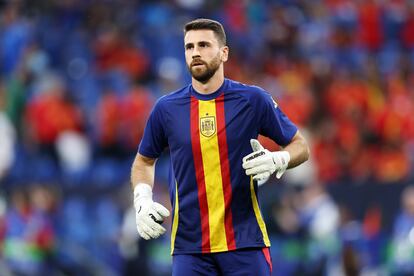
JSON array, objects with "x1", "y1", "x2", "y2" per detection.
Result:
[{"x1": 184, "y1": 18, "x2": 226, "y2": 46}]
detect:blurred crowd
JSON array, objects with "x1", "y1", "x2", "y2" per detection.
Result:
[{"x1": 1, "y1": 0, "x2": 414, "y2": 275}]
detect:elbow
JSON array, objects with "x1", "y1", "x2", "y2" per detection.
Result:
[
  {"x1": 300, "y1": 136, "x2": 310, "y2": 163},
  {"x1": 304, "y1": 142, "x2": 310, "y2": 162},
  {"x1": 287, "y1": 130, "x2": 310, "y2": 166}
]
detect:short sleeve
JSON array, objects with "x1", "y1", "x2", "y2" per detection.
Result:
[
  {"x1": 138, "y1": 99, "x2": 168, "y2": 158},
  {"x1": 258, "y1": 91, "x2": 297, "y2": 146}
]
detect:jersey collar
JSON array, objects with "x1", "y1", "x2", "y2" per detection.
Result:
[{"x1": 190, "y1": 78, "x2": 228, "y2": 101}]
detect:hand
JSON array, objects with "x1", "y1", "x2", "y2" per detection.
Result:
[
  {"x1": 134, "y1": 184, "x2": 170, "y2": 240},
  {"x1": 242, "y1": 139, "x2": 290, "y2": 186}
]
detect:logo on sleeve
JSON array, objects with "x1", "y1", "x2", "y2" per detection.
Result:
[
  {"x1": 272, "y1": 97, "x2": 278, "y2": 108},
  {"x1": 200, "y1": 116, "x2": 216, "y2": 137}
]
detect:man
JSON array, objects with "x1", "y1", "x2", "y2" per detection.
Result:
[{"x1": 131, "y1": 18, "x2": 309, "y2": 275}]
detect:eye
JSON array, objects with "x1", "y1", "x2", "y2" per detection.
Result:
[
  {"x1": 199, "y1": 42, "x2": 208, "y2": 48},
  {"x1": 185, "y1": 44, "x2": 193, "y2": 50}
]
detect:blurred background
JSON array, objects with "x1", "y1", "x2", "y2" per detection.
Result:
[{"x1": 0, "y1": 0, "x2": 414, "y2": 275}]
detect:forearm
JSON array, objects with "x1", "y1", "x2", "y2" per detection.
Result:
[
  {"x1": 132, "y1": 153, "x2": 169, "y2": 240},
  {"x1": 131, "y1": 153, "x2": 157, "y2": 189},
  {"x1": 283, "y1": 131, "x2": 310, "y2": 169}
]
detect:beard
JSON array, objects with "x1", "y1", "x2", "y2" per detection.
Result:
[{"x1": 187, "y1": 54, "x2": 221, "y2": 84}]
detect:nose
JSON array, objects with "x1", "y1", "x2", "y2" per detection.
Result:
[{"x1": 192, "y1": 46, "x2": 201, "y2": 58}]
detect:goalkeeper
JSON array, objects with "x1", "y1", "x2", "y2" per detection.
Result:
[{"x1": 131, "y1": 18, "x2": 309, "y2": 275}]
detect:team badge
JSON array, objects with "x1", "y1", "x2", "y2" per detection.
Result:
[{"x1": 200, "y1": 116, "x2": 216, "y2": 137}]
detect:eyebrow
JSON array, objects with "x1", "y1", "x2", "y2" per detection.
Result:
[{"x1": 185, "y1": 41, "x2": 212, "y2": 48}]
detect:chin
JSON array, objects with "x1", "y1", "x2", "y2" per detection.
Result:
[
  {"x1": 192, "y1": 72, "x2": 207, "y2": 80},
  {"x1": 193, "y1": 76, "x2": 212, "y2": 84}
]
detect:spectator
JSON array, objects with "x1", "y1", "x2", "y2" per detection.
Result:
[
  {"x1": 24, "y1": 72, "x2": 83, "y2": 162},
  {"x1": 119, "y1": 86, "x2": 154, "y2": 155},
  {"x1": 0, "y1": 83, "x2": 16, "y2": 180},
  {"x1": 2, "y1": 187, "x2": 56, "y2": 275},
  {"x1": 295, "y1": 183, "x2": 341, "y2": 275},
  {"x1": 390, "y1": 185, "x2": 414, "y2": 274}
]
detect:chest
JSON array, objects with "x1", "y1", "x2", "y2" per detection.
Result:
[{"x1": 164, "y1": 96, "x2": 257, "y2": 150}]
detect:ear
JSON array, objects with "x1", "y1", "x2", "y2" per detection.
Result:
[{"x1": 221, "y1": 46, "x2": 229, "y2": 62}]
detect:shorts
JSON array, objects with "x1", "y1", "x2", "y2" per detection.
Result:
[{"x1": 172, "y1": 247, "x2": 272, "y2": 276}]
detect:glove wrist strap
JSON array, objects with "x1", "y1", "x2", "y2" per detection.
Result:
[{"x1": 134, "y1": 183, "x2": 153, "y2": 201}]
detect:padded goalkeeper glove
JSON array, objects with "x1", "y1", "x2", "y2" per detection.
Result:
[
  {"x1": 242, "y1": 139, "x2": 290, "y2": 186},
  {"x1": 134, "y1": 183, "x2": 170, "y2": 240}
]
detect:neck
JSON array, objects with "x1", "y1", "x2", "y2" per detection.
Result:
[{"x1": 191, "y1": 67, "x2": 225, "y2": 95}]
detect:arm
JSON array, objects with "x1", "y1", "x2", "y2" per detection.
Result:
[
  {"x1": 282, "y1": 130, "x2": 310, "y2": 169},
  {"x1": 131, "y1": 153, "x2": 157, "y2": 190},
  {"x1": 131, "y1": 153, "x2": 170, "y2": 240},
  {"x1": 243, "y1": 89, "x2": 309, "y2": 185}
]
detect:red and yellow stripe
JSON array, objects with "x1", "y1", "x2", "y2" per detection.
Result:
[
  {"x1": 190, "y1": 95, "x2": 235, "y2": 253},
  {"x1": 190, "y1": 97, "x2": 211, "y2": 252},
  {"x1": 216, "y1": 95, "x2": 236, "y2": 250}
]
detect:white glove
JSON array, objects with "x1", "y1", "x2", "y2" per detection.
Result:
[
  {"x1": 134, "y1": 183, "x2": 170, "y2": 240},
  {"x1": 242, "y1": 139, "x2": 290, "y2": 186}
]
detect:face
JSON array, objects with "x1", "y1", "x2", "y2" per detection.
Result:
[{"x1": 184, "y1": 29, "x2": 228, "y2": 83}]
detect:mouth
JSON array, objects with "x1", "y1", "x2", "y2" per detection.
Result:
[{"x1": 191, "y1": 60, "x2": 205, "y2": 67}]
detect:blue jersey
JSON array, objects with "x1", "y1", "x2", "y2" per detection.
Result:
[{"x1": 139, "y1": 78, "x2": 297, "y2": 254}]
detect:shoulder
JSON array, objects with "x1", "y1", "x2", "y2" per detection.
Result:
[
  {"x1": 155, "y1": 85, "x2": 191, "y2": 109},
  {"x1": 226, "y1": 79, "x2": 273, "y2": 104}
]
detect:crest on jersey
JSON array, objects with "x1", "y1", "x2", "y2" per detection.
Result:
[{"x1": 200, "y1": 116, "x2": 216, "y2": 137}]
